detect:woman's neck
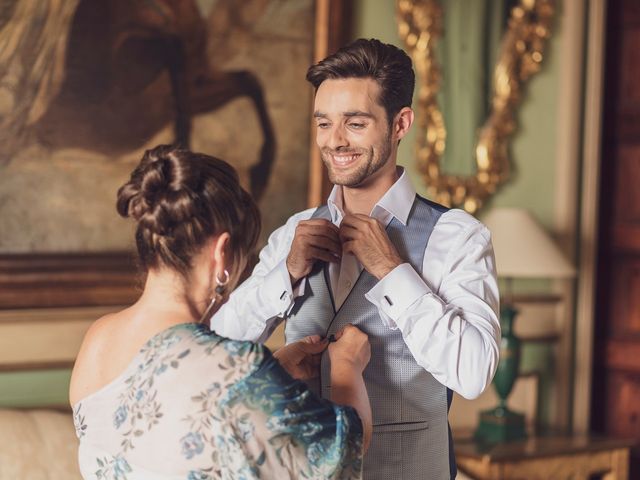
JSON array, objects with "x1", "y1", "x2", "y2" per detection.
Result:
[{"x1": 135, "y1": 269, "x2": 207, "y2": 325}]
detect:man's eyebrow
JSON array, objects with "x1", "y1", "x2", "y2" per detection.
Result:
[
  {"x1": 343, "y1": 111, "x2": 374, "y2": 118},
  {"x1": 313, "y1": 111, "x2": 375, "y2": 119}
]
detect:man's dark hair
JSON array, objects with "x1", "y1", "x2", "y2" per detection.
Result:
[{"x1": 306, "y1": 38, "x2": 415, "y2": 124}]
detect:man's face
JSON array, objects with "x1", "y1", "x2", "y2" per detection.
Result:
[{"x1": 313, "y1": 78, "x2": 394, "y2": 188}]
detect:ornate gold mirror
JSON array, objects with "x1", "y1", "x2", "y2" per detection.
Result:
[{"x1": 396, "y1": 0, "x2": 554, "y2": 213}]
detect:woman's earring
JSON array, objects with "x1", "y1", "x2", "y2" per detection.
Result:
[
  {"x1": 200, "y1": 269, "x2": 231, "y2": 326},
  {"x1": 215, "y1": 269, "x2": 230, "y2": 296}
]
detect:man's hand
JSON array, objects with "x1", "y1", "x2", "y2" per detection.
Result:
[
  {"x1": 286, "y1": 219, "x2": 341, "y2": 284},
  {"x1": 273, "y1": 335, "x2": 328, "y2": 380},
  {"x1": 340, "y1": 214, "x2": 403, "y2": 280}
]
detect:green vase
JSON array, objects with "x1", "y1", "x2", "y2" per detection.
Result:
[
  {"x1": 494, "y1": 304, "x2": 521, "y2": 410},
  {"x1": 474, "y1": 304, "x2": 526, "y2": 443}
]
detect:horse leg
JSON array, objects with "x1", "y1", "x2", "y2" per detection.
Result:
[
  {"x1": 236, "y1": 71, "x2": 276, "y2": 202},
  {"x1": 163, "y1": 36, "x2": 190, "y2": 147},
  {"x1": 188, "y1": 70, "x2": 276, "y2": 201}
]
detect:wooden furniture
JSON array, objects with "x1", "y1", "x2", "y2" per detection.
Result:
[
  {"x1": 593, "y1": 0, "x2": 640, "y2": 476},
  {"x1": 455, "y1": 435, "x2": 635, "y2": 480}
]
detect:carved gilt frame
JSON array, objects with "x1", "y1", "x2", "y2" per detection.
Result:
[{"x1": 396, "y1": 0, "x2": 554, "y2": 213}]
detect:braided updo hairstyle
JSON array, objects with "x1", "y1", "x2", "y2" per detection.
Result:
[{"x1": 117, "y1": 145, "x2": 260, "y2": 279}]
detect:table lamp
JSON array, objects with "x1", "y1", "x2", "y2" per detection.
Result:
[{"x1": 475, "y1": 208, "x2": 576, "y2": 443}]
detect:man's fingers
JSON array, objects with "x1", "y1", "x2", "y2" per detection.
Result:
[
  {"x1": 294, "y1": 223, "x2": 342, "y2": 256},
  {"x1": 338, "y1": 224, "x2": 360, "y2": 243},
  {"x1": 340, "y1": 214, "x2": 374, "y2": 229},
  {"x1": 341, "y1": 240, "x2": 356, "y2": 256},
  {"x1": 298, "y1": 224, "x2": 340, "y2": 238},
  {"x1": 306, "y1": 245, "x2": 340, "y2": 264},
  {"x1": 298, "y1": 218, "x2": 339, "y2": 230},
  {"x1": 339, "y1": 214, "x2": 378, "y2": 241},
  {"x1": 301, "y1": 233, "x2": 342, "y2": 256},
  {"x1": 296, "y1": 220, "x2": 340, "y2": 239}
]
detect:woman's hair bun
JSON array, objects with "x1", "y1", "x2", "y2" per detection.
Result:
[
  {"x1": 117, "y1": 146, "x2": 195, "y2": 237},
  {"x1": 116, "y1": 144, "x2": 260, "y2": 276}
]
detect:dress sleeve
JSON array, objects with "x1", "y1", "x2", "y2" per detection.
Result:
[{"x1": 228, "y1": 347, "x2": 364, "y2": 479}]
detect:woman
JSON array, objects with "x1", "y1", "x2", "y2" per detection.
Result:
[{"x1": 69, "y1": 145, "x2": 372, "y2": 479}]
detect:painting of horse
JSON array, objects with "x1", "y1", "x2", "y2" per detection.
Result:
[{"x1": 0, "y1": 0, "x2": 316, "y2": 252}]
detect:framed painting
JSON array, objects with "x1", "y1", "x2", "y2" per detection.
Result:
[{"x1": 0, "y1": 0, "x2": 350, "y2": 310}]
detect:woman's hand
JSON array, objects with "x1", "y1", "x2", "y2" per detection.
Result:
[
  {"x1": 328, "y1": 324, "x2": 371, "y2": 374},
  {"x1": 327, "y1": 325, "x2": 373, "y2": 452},
  {"x1": 273, "y1": 335, "x2": 328, "y2": 380}
]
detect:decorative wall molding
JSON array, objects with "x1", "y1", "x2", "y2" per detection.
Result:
[
  {"x1": 573, "y1": 0, "x2": 607, "y2": 434},
  {"x1": 307, "y1": 0, "x2": 354, "y2": 206},
  {"x1": 0, "y1": 253, "x2": 139, "y2": 309},
  {"x1": 0, "y1": 306, "x2": 123, "y2": 371}
]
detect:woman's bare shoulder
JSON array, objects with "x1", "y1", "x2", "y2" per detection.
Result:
[{"x1": 68, "y1": 310, "x2": 129, "y2": 406}]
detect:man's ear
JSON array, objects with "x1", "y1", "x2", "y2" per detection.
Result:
[
  {"x1": 393, "y1": 107, "x2": 415, "y2": 141},
  {"x1": 211, "y1": 232, "x2": 231, "y2": 279}
]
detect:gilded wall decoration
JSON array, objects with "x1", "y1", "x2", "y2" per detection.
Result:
[{"x1": 396, "y1": 0, "x2": 554, "y2": 213}]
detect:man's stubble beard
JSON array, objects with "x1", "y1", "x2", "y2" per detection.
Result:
[{"x1": 321, "y1": 131, "x2": 393, "y2": 188}]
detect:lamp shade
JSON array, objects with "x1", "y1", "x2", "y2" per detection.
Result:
[{"x1": 482, "y1": 208, "x2": 576, "y2": 278}]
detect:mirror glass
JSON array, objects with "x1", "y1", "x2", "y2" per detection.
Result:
[{"x1": 437, "y1": 0, "x2": 517, "y2": 176}]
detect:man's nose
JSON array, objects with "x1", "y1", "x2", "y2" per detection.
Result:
[{"x1": 327, "y1": 125, "x2": 348, "y2": 150}]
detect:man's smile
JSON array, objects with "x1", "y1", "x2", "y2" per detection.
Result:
[{"x1": 326, "y1": 151, "x2": 363, "y2": 168}]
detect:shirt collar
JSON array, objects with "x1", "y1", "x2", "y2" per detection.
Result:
[{"x1": 326, "y1": 167, "x2": 416, "y2": 226}]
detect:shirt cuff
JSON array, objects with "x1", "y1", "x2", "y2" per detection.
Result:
[
  {"x1": 364, "y1": 263, "x2": 431, "y2": 329},
  {"x1": 264, "y1": 259, "x2": 298, "y2": 316}
]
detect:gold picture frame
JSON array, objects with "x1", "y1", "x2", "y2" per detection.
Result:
[{"x1": 396, "y1": 0, "x2": 554, "y2": 213}]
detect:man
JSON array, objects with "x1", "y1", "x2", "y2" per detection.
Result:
[{"x1": 214, "y1": 38, "x2": 500, "y2": 479}]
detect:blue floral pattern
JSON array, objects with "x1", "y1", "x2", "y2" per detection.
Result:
[
  {"x1": 74, "y1": 323, "x2": 363, "y2": 479},
  {"x1": 94, "y1": 455, "x2": 131, "y2": 479}
]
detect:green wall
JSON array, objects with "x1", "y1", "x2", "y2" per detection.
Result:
[{"x1": 0, "y1": 369, "x2": 71, "y2": 409}]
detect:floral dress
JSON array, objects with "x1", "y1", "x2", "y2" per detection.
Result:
[{"x1": 73, "y1": 323, "x2": 363, "y2": 479}]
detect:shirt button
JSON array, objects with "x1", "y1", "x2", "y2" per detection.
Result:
[{"x1": 346, "y1": 281, "x2": 352, "y2": 288}]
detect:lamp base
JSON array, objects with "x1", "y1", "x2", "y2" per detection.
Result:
[{"x1": 474, "y1": 406, "x2": 526, "y2": 443}]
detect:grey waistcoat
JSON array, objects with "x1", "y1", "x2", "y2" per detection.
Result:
[{"x1": 285, "y1": 196, "x2": 456, "y2": 479}]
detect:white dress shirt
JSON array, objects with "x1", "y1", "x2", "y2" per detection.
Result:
[{"x1": 213, "y1": 169, "x2": 501, "y2": 399}]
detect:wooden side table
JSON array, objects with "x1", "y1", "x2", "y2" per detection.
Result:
[{"x1": 454, "y1": 435, "x2": 635, "y2": 480}]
